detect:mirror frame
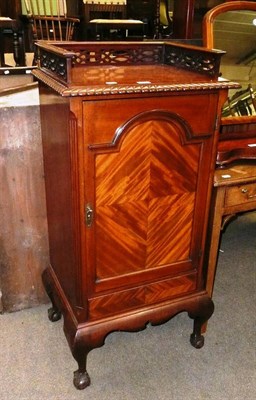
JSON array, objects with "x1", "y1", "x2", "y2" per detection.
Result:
[
  {"x1": 202, "y1": 1, "x2": 256, "y2": 165},
  {"x1": 202, "y1": 1, "x2": 256, "y2": 48},
  {"x1": 202, "y1": 1, "x2": 256, "y2": 122}
]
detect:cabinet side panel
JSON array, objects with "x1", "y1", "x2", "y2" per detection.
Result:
[{"x1": 39, "y1": 85, "x2": 77, "y2": 307}]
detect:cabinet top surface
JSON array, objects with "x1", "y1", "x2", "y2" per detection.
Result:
[
  {"x1": 33, "y1": 41, "x2": 240, "y2": 97},
  {"x1": 70, "y1": 64, "x2": 215, "y2": 87}
]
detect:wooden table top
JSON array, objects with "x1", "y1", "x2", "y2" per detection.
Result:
[{"x1": 214, "y1": 161, "x2": 256, "y2": 187}]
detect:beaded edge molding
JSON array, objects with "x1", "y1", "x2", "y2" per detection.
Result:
[{"x1": 33, "y1": 69, "x2": 240, "y2": 97}]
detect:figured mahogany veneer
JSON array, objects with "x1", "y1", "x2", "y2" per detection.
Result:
[{"x1": 34, "y1": 41, "x2": 238, "y2": 390}]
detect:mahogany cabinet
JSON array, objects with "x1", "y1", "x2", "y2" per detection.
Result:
[{"x1": 33, "y1": 40, "x2": 237, "y2": 389}]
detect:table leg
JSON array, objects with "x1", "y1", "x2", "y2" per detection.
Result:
[
  {"x1": 206, "y1": 187, "x2": 226, "y2": 297},
  {"x1": 13, "y1": 30, "x2": 26, "y2": 66},
  {"x1": 0, "y1": 29, "x2": 5, "y2": 66},
  {"x1": 202, "y1": 187, "x2": 225, "y2": 332}
]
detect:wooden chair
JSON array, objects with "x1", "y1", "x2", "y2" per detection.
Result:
[
  {"x1": 158, "y1": 0, "x2": 173, "y2": 38},
  {"x1": 222, "y1": 84, "x2": 256, "y2": 117},
  {"x1": 83, "y1": 0, "x2": 127, "y2": 24},
  {"x1": 83, "y1": 0, "x2": 144, "y2": 40},
  {"x1": 24, "y1": 0, "x2": 79, "y2": 61}
]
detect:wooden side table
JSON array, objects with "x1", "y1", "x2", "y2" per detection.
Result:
[{"x1": 205, "y1": 162, "x2": 256, "y2": 301}]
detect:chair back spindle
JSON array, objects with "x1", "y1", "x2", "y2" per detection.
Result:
[{"x1": 25, "y1": 0, "x2": 79, "y2": 42}]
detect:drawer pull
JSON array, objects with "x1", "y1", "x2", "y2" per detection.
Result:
[{"x1": 241, "y1": 188, "x2": 256, "y2": 199}]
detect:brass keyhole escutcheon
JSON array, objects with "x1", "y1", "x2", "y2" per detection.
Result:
[{"x1": 85, "y1": 204, "x2": 93, "y2": 228}]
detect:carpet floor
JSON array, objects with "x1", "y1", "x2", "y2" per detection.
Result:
[{"x1": 0, "y1": 212, "x2": 255, "y2": 400}]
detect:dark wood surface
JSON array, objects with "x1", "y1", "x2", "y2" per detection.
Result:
[
  {"x1": 80, "y1": 0, "x2": 196, "y2": 39},
  {"x1": 127, "y1": 0, "x2": 156, "y2": 37},
  {"x1": 0, "y1": 0, "x2": 26, "y2": 65},
  {"x1": 217, "y1": 138, "x2": 256, "y2": 166},
  {"x1": 0, "y1": 0, "x2": 22, "y2": 19},
  {"x1": 34, "y1": 40, "x2": 236, "y2": 390},
  {"x1": 0, "y1": 18, "x2": 26, "y2": 66},
  {"x1": 217, "y1": 115, "x2": 256, "y2": 166},
  {"x1": 219, "y1": 116, "x2": 256, "y2": 140}
]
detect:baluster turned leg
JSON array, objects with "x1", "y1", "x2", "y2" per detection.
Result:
[{"x1": 13, "y1": 31, "x2": 21, "y2": 67}]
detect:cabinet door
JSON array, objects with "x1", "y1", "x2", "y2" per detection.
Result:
[{"x1": 83, "y1": 97, "x2": 215, "y2": 303}]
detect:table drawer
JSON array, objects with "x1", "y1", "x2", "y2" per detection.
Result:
[{"x1": 225, "y1": 183, "x2": 256, "y2": 206}]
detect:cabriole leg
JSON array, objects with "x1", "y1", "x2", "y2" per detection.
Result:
[
  {"x1": 42, "y1": 269, "x2": 62, "y2": 322},
  {"x1": 189, "y1": 298, "x2": 214, "y2": 349},
  {"x1": 73, "y1": 350, "x2": 91, "y2": 390},
  {"x1": 190, "y1": 317, "x2": 206, "y2": 349},
  {"x1": 48, "y1": 305, "x2": 62, "y2": 322}
]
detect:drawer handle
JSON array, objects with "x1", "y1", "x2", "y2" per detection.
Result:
[{"x1": 241, "y1": 188, "x2": 256, "y2": 199}]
